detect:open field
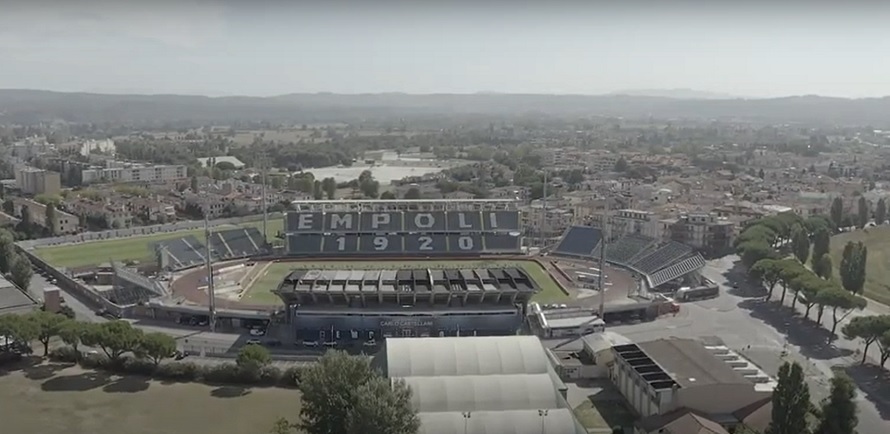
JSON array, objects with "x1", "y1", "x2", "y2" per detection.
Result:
[
  {"x1": 830, "y1": 226, "x2": 890, "y2": 306},
  {"x1": 243, "y1": 259, "x2": 568, "y2": 305},
  {"x1": 0, "y1": 362, "x2": 299, "y2": 434},
  {"x1": 35, "y1": 218, "x2": 284, "y2": 269}
]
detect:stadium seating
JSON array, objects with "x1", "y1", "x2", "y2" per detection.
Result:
[
  {"x1": 647, "y1": 253, "x2": 707, "y2": 288},
  {"x1": 551, "y1": 226, "x2": 603, "y2": 259},
  {"x1": 605, "y1": 234, "x2": 657, "y2": 265},
  {"x1": 109, "y1": 262, "x2": 167, "y2": 305},
  {"x1": 630, "y1": 241, "x2": 693, "y2": 274},
  {"x1": 210, "y1": 227, "x2": 265, "y2": 259},
  {"x1": 153, "y1": 236, "x2": 207, "y2": 270}
]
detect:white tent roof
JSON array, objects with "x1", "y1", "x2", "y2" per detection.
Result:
[
  {"x1": 383, "y1": 336, "x2": 550, "y2": 378},
  {"x1": 403, "y1": 374, "x2": 561, "y2": 412},
  {"x1": 417, "y1": 409, "x2": 587, "y2": 434}
]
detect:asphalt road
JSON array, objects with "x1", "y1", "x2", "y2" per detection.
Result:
[
  {"x1": 559, "y1": 255, "x2": 889, "y2": 434},
  {"x1": 27, "y1": 272, "x2": 103, "y2": 323}
]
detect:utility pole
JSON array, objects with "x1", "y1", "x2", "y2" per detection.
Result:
[
  {"x1": 539, "y1": 170, "x2": 547, "y2": 249},
  {"x1": 204, "y1": 215, "x2": 217, "y2": 332},
  {"x1": 257, "y1": 151, "x2": 269, "y2": 245},
  {"x1": 598, "y1": 197, "x2": 609, "y2": 319}
]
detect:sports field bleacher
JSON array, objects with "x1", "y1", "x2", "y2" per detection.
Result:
[
  {"x1": 630, "y1": 241, "x2": 693, "y2": 274},
  {"x1": 153, "y1": 236, "x2": 207, "y2": 270},
  {"x1": 551, "y1": 226, "x2": 603, "y2": 260},
  {"x1": 605, "y1": 234, "x2": 656, "y2": 265},
  {"x1": 109, "y1": 262, "x2": 167, "y2": 305},
  {"x1": 210, "y1": 227, "x2": 265, "y2": 259},
  {"x1": 647, "y1": 253, "x2": 707, "y2": 288}
]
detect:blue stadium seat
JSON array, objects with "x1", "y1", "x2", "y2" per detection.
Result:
[
  {"x1": 552, "y1": 226, "x2": 603, "y2": 259},
  {"x1": 630, "y1": 241, "x2": 693, "y2": 274},
  {"x1": 647, "y1": 253, "x2": 706, "y2": 287},
  {"x1": 605, "y1": 234, "x2": 657, "y2": 265}
]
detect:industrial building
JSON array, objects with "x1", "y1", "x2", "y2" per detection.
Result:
[
  {"x1": 610, "y1": 338, "x2": 773, "y2": 434},
  {"x1": 374, "y1": 336, "x2": 587, "y2": 434}
]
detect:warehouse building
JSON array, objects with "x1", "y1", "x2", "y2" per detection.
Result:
[{"x1": 374, "y1": 336, "x2": 587, "y2": 434}]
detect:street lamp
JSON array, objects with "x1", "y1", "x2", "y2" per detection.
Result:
[
  {"x1": 462, "y1": 411, "x2": 472, "y2": 434},
  {"x1": 538, "y1": 409, "x2": 549, "y2": 434}
]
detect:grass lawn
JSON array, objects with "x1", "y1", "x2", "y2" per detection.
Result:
[
  {"x1": 830, "y1": 226, "x2": 890, "y2": 306},
  {"x1": 243, "y1": 259, "x2": 568, "y2": 305},
  {"x1": 0, "y1": 363, "x2": 300, "y2": 434},
  {"x1": 34, "y1": 218, "x2": 284, "y2": 269}
]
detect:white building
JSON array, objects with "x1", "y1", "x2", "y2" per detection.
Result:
[{"x1": 82, "y1": 161, "x2": 187, "y2": 184}]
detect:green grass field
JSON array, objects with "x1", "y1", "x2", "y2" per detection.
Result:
[
  {"x1": 34, "y1": 218, "x2": 283, "y2": 268},
  {"x1": 0, "y1": 363, "x2": 300, "y2": 434},
  {"x1": 830, "y1": 226, "x2": 890, "y2": 306},
  {"x1": 243, "y1": 259, "x2": 568, "y2": 305}
]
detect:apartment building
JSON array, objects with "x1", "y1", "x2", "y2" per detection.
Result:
[
  {"x1": 603, "y1": 209, "x2": 659, "y2": 242},
  {"x1": 15, "y1": 166, "x2": 61, "y2": 195},
  {"x1": 661, "y1": 213, "x2": 735, "y2": 256},
  {"x1": 67, "y1": 199, "x2": 133, "y2": 229},
  {"x1": 11, "y1": 198, "x2": 80, "y2": 234},
  {"x1": 82, "y1": 161, "x2": 187, "y2": 184},
  {"x1": 521, "y1": 203, "x2": 575, "y2": 244},
  {"x1": 126, "y1": 198, "x2": 176, "y2": 223}
]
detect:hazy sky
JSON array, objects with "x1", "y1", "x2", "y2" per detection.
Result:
[{"x1": 2, "y1": 0, "x2": 890, "y2": 98}]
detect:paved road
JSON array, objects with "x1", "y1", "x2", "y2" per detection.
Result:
[{"x1": 26, "y1": 271, "x2": 104, "y2": 323}]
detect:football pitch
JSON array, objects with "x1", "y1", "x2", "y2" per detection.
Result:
[
  {"x1": 242, "y1": 259, "x2": 568, "y2": 305},
  {"x1": 34, "y1": 219, "x2": 283, "y2": 268}
]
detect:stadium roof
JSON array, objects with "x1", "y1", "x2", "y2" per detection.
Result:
[
  {"x1": 0, "y1": 276, "x2": 37, "y2": 315},
  {"x1": 381, "y1": 336, "x2": 552, "y2": 378},
  {"x1": 417, "y1": 409, "x2": 587, "y2": 434},
  {"x1": 403, "y1": 374, "x2": 562, "y2": 412}
]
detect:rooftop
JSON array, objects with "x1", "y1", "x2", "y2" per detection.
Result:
[
  {"x1": 0, "y1": 276, "x2": 38, "y2": 315},
  {"x1": 637, "y1": 408, "x2": 730, "y2": 434},
  {"x1": 637, "y1": 338, "x2": 750, "y2": 388}
]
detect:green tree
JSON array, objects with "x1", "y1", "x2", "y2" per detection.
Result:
[
  {"x1": 816, "y1": 288, "x2": 867, "y2": 341},
  {"x1": 738, "y1": 241, "x2": 775, "y2": 268},
  {"x1": 1, "y1": 199, "x2": 13, "y2": 215},
  {"x1": 796, "y1": 276, "x2": 825, "y2": 320},
  {"x1": 10, "y1": 253, "x2": 33, "y2": 290},
  {"x1": 299, "y1": 350, "x2": 418, "y2": 434},
  {"x1": 82, "y1": 320, "x2": 144, "y2": 362},
  {"x1": 751, "y1": 259, "x2": 783, "y2": 300},
  {"x1": 830, "y1": 197, "x2": 844, "y2": 229},
  {"x1": 876, "y1": 198, "x2": 887, "y2": 225},
  {"x1": 403, "y1": 187, "x2": 421, "y2": 200},
  {"x1": 0, "y1": 314, "x2": 37, "y2": 351},
  {"x1": 58, "y1": 320, "x2": 85, "y2": 355},
  {"x1": 190, "y1": 176, "x2": 199, "y2": 192},
  {"x1": 839, "y1": 241, "x2": 867, "y2": 294},
  {"x1": 0, "y1": 229, "x2": 15, "y2": 273},
  {"x1": 44, "y1": 204, "x2": 57, "y2": 236},
  {"x1": 345, "y1": 376, "x2": 420, "y2": 434},
  {"x1": 815, "y1": 373, "x2": 858, "y2": 434},
  {"x1": 270, "y1": 417, "x2": 296, "y2": 434},
  {"x1": 857, "y1": 196, "x2": 869, "y2": 228},
  {"x1": 321, "y1": 177, "x2": 337, "y2": 200},
  {"x1": 312, "y1": 180, "x2": 323, "y2": 200},
  {"x1": 791, "y1": 224, "x2": 810, "y2": 264},
  {"x1": 878, "y1": 329, "x2": 890, "y2": 367},
  {"x1": 380, "y1": 191, "x2": 397, "y2": 200},
  {"x1": 842, "y1": 315, "x2": 890, "y2": 364},
  {"x1": 811, "y1": 226, "x2": 831, "y2": 262},
  {"x1": 813, "y1": 254, "x2": 832, "y2": 280},
  {"x1": 758, "y1": 168, "x2": 765, "y2": 178},
  {"x1": 29, "y1": 310, "x2": 67, "y2": 356},
  {"x1": 236, "y1": 344, "x2": 271, "y2": 371},
  {"x1": 138, "y1": 332, "x2": 177, "y2": 366},
  {"x1": 613, "y1": 158, "x2": 628, "y2": 172},
  {"x1": 767, "y1": 362, "x2": 811, "y2": 434},
  {"x1": 777, "y1": 259, "x2": 806, "y2": 305}
]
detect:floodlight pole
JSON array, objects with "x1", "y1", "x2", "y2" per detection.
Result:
[
  {"x1": 204, "y1": 215, "x2": 217, "y2": 332},
  {"x1": 539, "y1": 170, "x2": 547, "y2": 248},
  {"x1": 260, "y1": 151, "x2": 269, "y2": 245},
  {"x1": 598, "y1": 198, "x2": 609, "y2": 319}
]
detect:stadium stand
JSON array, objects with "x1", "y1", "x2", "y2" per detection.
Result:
[
  {"x1": 153, "y1": 236, "x2": 208, "y2": 270},
  {"x1": 647, "y1": 253, "x2": 707, "y2": 288},
  {"x1": 210, "y1": 227, "x2": 265, "y2": 259},
  {"x1": 630, "y1": 241, "x2": 693, "y2": 274},
  {"x1": 605, "y1": 234, "x2": 657, "y2": 265},
  {"x1": 551, "y1": 226, "x2": 602, "y2": 260},
  {"x1": 110, "y1": 262, "x2": 167, "y2": 305}
]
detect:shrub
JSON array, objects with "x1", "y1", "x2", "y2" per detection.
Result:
[
  {"x1": 79, "y1": 352, "x2": 110, "y2": 369},
  {"x1": 202, "y1": 362, "x2": 242, "y2": 384},
  {"x1": 121, "y1": 357, "x2": 156, "y2": 376},
  {"x1": 155, "y1": 361, "x2": 200, "y2": 382},
  {"x1": 48, "y1": 346, "x2": 80, "y2": 363},
  {"x1": 0, "y1": 351, "x2": 23, "y2": 366},
  {"x1": 281, "y1": 365, "x2": 305, "y2": 388},
  {"x1": 258, "y1": 365, "x2": 282, "y2": 386}
]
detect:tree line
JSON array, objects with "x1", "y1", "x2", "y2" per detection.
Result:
[
  {"x1": 0, "y1": 312, "x2": 419, "y2": 434},
  {"x1": 767, "y1": 361, "x2": 858, "y2": 434},
  {"x1": 737, "y1": 211, "x2": 890, "y2": 368},
  {"x1": 0, "y1": 228, "x2": 34, "y2": 290}
]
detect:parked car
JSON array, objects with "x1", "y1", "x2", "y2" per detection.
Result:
[
  {"x1": 246, "y1": 339, "x2": 262, "y2": 345},
  {"x1": 249, "y1": 328, "x2": 265, "y2": 336},
  {"x1": 363, "y1": 339, "x2": 377, "y2": 347},
  {"x1": 302, "y1": 340, "x2": 319, "y2": 347}
]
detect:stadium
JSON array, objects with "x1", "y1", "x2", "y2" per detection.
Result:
[{"x1": 19, "y1": 199, "x2": 712, "y2": 346}]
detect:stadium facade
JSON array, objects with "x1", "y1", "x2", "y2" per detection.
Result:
[{"x1": 276, "y1": 199, "x2": 528, "y2": 342}]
